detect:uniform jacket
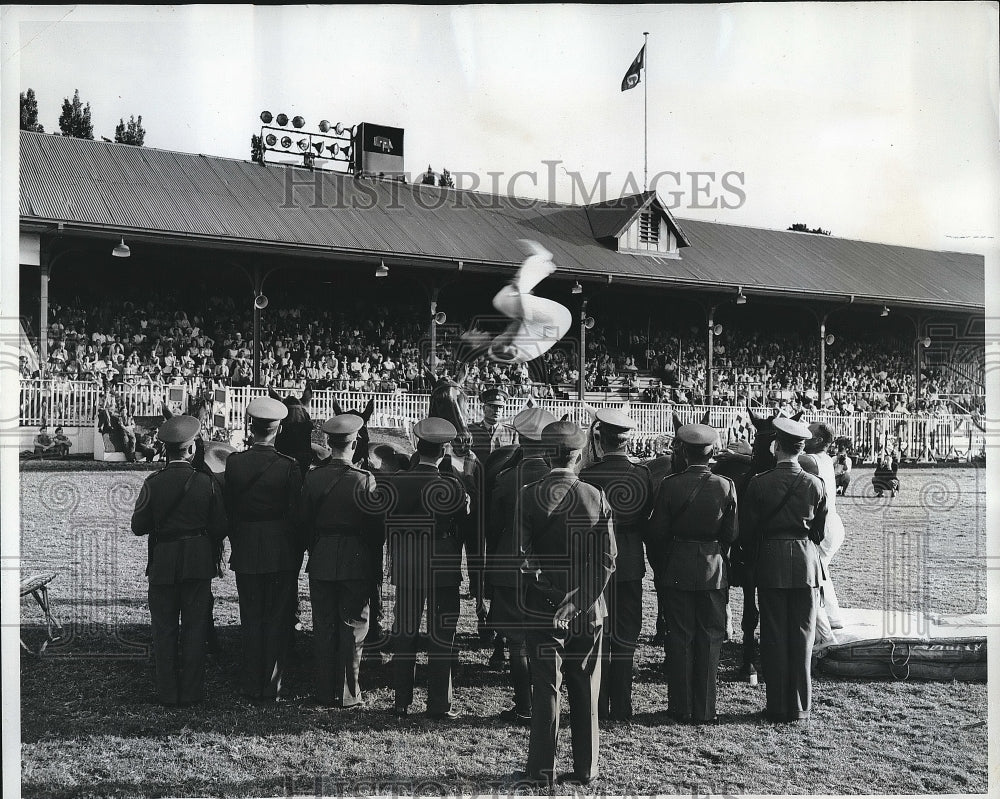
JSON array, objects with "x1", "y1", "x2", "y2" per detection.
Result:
[
  {"x1": 131, "y1": 460, "x2": 228, "y2": 585},
  {"x1": 469, "y1": 420, "x2": 512, "y2": 465},
  {"x1": 384, "y1": 463, "x2": 469, "y2": 587},
  {"x1": 739, "y1": 461, "x2": 827, "y2": 588},
  {"x1": 645, "y1": 464, "x2": 737, "y2": 591},
  {"x1": 224, "y1": 443, "x2": 302, "y2": 574},
  {"x1": 300, "y1": 461, "x2": 385, "y2": 582},
  {"x1": 579, "y1": 453, "x2": 654, "y2": 581},
  {"x1": 518, "y1": 469, "x2": 617, "y2": 628},
  {"x1": 486, "y1": 454, "x2": 549, "y2": 588},
  {"x1": 441, "y1": 449, "x2": 483, "y2": 546}
]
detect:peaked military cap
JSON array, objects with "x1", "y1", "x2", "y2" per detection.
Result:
[
  {"x1": 510, "y1": 407, "x2": 557, "y2": 441},
  {"x1": 773, "y1": 417, "x2": 813, "y2": 441},
  {"x1": 414, "y1": 416, "x2": 458, "y2": 444},
  {"x1": 595, "y1": 408, "x2": 636, "y2": 431},
  {"x1": 246, "y1": 396, "x2": 288, "y2": 422},
  {"x1": 157, "y1": 415, "x2": 201, "y2": 445},
  {"x1": 322, "y1": 414, "x2": 364, "y2": 442},
  {"x1": 541, "y1": 420, "x2": 587, "y2": 450},
  {"x1": 481, "y1": 388, "x2": 508, "y2": 405},
  {"x1": 676, "y1": 423, "x2": 717, "y2": 447}
]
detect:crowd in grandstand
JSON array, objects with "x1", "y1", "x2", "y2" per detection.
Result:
[{"x1": 20, "y1": 289, "x2": 985, "y2": 416}]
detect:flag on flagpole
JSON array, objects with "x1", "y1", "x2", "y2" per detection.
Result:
[{"x1": 621, "y1": 45, "x2": 645, "y2": 91}]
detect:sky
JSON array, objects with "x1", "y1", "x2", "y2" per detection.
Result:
[{"x1": 5, "y1": 3, "x2": 999, "y2": 256}]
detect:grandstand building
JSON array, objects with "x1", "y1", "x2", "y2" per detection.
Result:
[{"x1": 17, "y1": 130, "x2": 986, "y2": 457}]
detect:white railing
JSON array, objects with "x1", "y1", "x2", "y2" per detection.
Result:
[
  {"x1": 19, "y1": 380, "x2": 102, "y2": 428},
  {"x1": 18, "y1": 379, "x2": 987, "y2": 463}
]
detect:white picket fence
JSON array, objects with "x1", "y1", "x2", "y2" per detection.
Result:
[{"x1": 18, "y1": 379, "x2": 987, "y2": 463}]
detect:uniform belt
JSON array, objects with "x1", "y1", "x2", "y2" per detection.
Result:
[
  {"x1": 315, "y1": 526, "x2": 362, "y2": 537},
  {"x1": 238, "y1": 515, "x2": 288, "y2": 524},
  {"x1": 157, "y1": 529, "x2": 208, "y2": 543},
  {"x1": 672, "y1": 538, "x2": 719, "y2": 544},
  {"x1": 763, "y1": 533, "x2": 809, "y2": 540}
]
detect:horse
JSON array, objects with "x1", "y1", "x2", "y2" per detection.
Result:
[
  {"x1": 719, "y1": 405, "x2": 804, "y2": 670},
  {"x1": 329, "y1": 396, "x2": 375, "y2": 469},
  {"x1": 268, "y1": 385, "x2": 315, "y2": 475},
  {"x1": 425, "y1": 371, "x2": 492, "y2": 641},
  {"x1": 185, "y1": 389, "x2": 216, "y2": 437}
]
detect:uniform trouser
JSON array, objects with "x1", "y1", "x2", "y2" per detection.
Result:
[
  {"x1": 148, "y1": 579, "x2": 212, "y2": 704},
  {"x1": 489, "y1": 585, "x2": 531, "y2": 716},
  {"x1": 599, "y1": 579, "x2": 642, "y2": 720},
  {"x1": 526, "y1": 624, "x2": 602, "y2": 783},
  {"x1": 758, "y1": 586, "x2": 818, "y2": 720},
  {"x1": 310, "y1": 577, "x2": 370, "y2": 706},
  {"x1": 463, "y1": 525, "x2": 486, "y2": 617},
  {"x1": 365, "y1": 578, "x2": 385, "y2": 644},
  {"x1": 741, "y1": 578, "x2": 760, "y2": 645},
  {"x1": 663, "y1": 587, "x2": 727, "y2": 721},
  {"x1": 392, "y1": 576, "x2": 460, "y2": 713},
  {"x1": 235, "y1": 571, "x2": 297, "y2": 699},
  {"x1": 655, "y1": 588, "x2": 668, "y2": 646}
]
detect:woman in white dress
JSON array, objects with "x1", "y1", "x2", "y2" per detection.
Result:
[{"x1": 799, "y1": 422, "x2": 846, "y2": 645}]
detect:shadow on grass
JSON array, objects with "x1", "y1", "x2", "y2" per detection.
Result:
[{"x1": 21, "y1": 623, "x2": 519, "y2": 745}]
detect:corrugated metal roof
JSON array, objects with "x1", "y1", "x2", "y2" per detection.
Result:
[{"x1": 19, "y1": 131, "x2": 984, "y2": 310}]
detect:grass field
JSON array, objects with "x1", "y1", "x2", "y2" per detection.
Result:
[{"x1": 18, "y1": 456, "x2": 988, "y2": 797}]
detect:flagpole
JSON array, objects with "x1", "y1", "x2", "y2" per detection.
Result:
[{"x1": 643, "y1": 31, "x2": 649, "y2": 191}]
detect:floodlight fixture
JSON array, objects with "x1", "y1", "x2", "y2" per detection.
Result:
[{"x1": 112, "y1": 237, "x2": 131, "y2": 258}]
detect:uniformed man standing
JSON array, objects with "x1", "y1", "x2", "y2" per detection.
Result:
[
  {"x1": 131, "y1": 415, "x2": 227, "y2": 706},
  {"x1": 646, "y1": 423, "x2": 738, "y2": 724},
  {"x1": 485, "y1": 406, "x2": 556, "y2": 726},
  {"x1": 518, "y1": 421, "x2": 617, "y2": 788},
  {"x1": 224, "y1": 397, "x2": 303, "y2": 702},
  {"x1": 739, "y1": 417, "x2": 827, "y2": 722},
  {"x1": 467, "y1": 387, "x2": 509, "y2": 641},
  {"x1": 578, "y1": 408, "x2": 654, "y2": 722},
  {"x1": 469, "y1": 388, "x2": 510, "y2": 464},
  {"x1": 300, "y1": 415, "x2": 384, "y2": 708},
  {"x1": 388, "y1": 417, "x2": 469, "y2": 719}
]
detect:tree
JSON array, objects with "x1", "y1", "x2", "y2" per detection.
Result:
[
  {"x1": 58, "y1": 89, "x2": 94, "y2": 139},
  {"x1": 788, "y1": 222, "x2": 830, "y2": 235},
  {"x1": 114, "y1": 115, "x2": 146, "y2": 146},
  {"x1": 250, "y1": 134, "x2": 263, "y2": 164},
  {"x1": 420, "y1": 165, "x2": 436, "y2": 185},
  {"x1": 438, "y1": 168, "x2": 454, "y2": 188},
  {"x1": 20, "y1": 89, "x2": 44, "y2": 132}
]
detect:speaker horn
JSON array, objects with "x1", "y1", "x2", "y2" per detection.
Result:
[
  {"x1": 433, "y1": 311, "x2": 447, "y2": 325},
  {"x1": 254, "y1": 294, "x2": 269, "y2": 309}
]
